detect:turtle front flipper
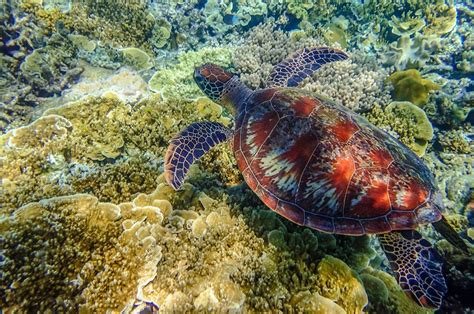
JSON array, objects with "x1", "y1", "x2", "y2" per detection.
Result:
[
  {"x1": 164, "y1": 122, "x2": 233, "y2": 190},
  {"x1": 378, "y1": 231, "x2": 447, "y2": 309},
  {"x1": 266, "y1": 47, "x2": 348, "y2": 88}
]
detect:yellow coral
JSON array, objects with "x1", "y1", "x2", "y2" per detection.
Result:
[
  {"x1": 365, "y1": 102, "x2": 434, "y2": 157},
  {"x1": 148, "y1": 47, "x2": 233, "y2": 99},
  {"x1": 385, "y1": 101, "x2": 434, "y2": 156},
  {"x1": 45, "y1": 94, "x2": 128, "y2": 161},
  {"x1": 388, "y1": 69, "x2": 440, "y2": 106},
  {"x1": 316, "y1": 256, "x2": 368, "y2": 313},
  {"x1": 1, "y1": 193, "x2": 161, "y2": 312},
  {"x1": 68, "y1": 34, "x2": 96, "y2": 52},
  {"x1": 424, "y1": 4, "x2": 457, "y2": 35}
]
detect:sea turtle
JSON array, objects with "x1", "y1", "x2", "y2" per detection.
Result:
[{"x1": 164, "y1": 47, "x2": 468, "y2": 309}]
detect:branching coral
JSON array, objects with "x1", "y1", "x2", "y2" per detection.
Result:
[
  {"x1": 437, "y1": 128, "x2": 472, "y2": 154},
  {"x1": 233, "y1": 21, "x2": 322, "y2": 89},
  {"x1": 302, "y1": 58, "x2": 392, "y2": 113}
]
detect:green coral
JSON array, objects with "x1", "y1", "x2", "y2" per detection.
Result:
[
  {"x1": 20, "y1": 33, "x2": 82, "y2": 96},
  {"x1": 365, "y1": 102, "x2": 434, "y2": 157},
  {"x1": 389, "y1": 15, "x2": 426, "y2": 37},
  {"x1": 148, "y1": 47, "x2": 233, "y2": 99},
  {"x1": 0, "y1": 93, "x2": 207, "y2": 212},
  {"x1": 68, "y1": 34, "x2": 96, "y2": 52},
  {"x1": 323, "y1": 16, "x2": 349, "y2": 48},
  {"x1": 383, "y1": 34, "x2": 441, "y2": 70},
  {"x1": 424, "y1": 3, "x2": 457, "y2": 35},
  {"x1": 0, "y1": 194, "x2": 161, "y2": 312},
  {"x1": 424, "y1": 95, "x2": 472, "y2": 127},
  {"x1": 360, "y1": 273, "x2": 389, "y2": 303},
  {"x1": 388, "y1": 69, "x2": 440, "y2": 106},
  {"x1": 437, "y1": 128, "x2": 472, "y2": 154},
  {"x1": 21, "y1": 1, "x2": 159, "y2": 51}
]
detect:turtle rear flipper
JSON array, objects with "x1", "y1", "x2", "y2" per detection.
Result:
[
  {"x1": 164, "y1": 122, "x2": 233, "y2": 190},
  {"x1": 266, "y1": 47, "x2": 348, "y2": 88},
  {"x1": 378, "y1": 230, "x2": 447, "y2": 309}
]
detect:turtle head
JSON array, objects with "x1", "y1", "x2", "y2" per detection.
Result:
[{"x1": 194, "y1": 64, "x2": 251, "y2": 115}]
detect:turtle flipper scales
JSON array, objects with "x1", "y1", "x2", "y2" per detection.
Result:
[
  {"x1": 378, "y1": 230, "x2": 447, "y2": 309},
  {"x1": 164, "y1": 122, "x2": 233, "y2": 190},
  {"x1": 266, "y1": 47, "x2": 349, "y2": 88}
]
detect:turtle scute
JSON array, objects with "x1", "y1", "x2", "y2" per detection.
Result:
[{"x1": 235, "y1": 88, "x2": 441, "y2": 235}]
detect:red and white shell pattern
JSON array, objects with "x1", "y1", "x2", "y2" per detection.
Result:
[{"x1": 233, "y1": 88, "x2": 442, "y2": 235}]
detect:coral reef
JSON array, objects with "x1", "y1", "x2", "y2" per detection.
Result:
[
  {"x1": 0, "y1": 194, "x2": 161, "y2": 312},
  {"x1": 1, "y1": 0, "x2": 473, "y2": 312},
  {"x1": 0, "y1": 175, "x2": 379, "y2": 313},
  {"x1": 0, "y1": 93, "x2": 206, "y2": 212}
]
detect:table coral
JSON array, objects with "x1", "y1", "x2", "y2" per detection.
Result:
[
  {"x1": 68, "y1": 34, "x2": 96, "y2": 52},
  {"x1": 120, "y1": 47, "x2": 154, "y2": 71}
]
